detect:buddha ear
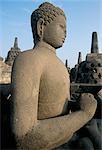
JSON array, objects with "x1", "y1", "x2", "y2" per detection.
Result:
[{"x1": 37, "y1": 18, "x2": 44, "y2": 39}]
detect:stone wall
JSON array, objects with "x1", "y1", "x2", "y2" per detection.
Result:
[{"x1": 0, "y1": 60, "x2": 11, "y2": 84}]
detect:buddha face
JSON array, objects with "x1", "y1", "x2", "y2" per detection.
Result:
[{"x1": 43, "y1": 15, "x2": 66, "y2": 49}]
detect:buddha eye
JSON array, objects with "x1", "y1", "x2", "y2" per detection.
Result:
[
  {"x1": 60, "y1": 24, "x2": 65, "y2": 29},
  {"x1": 59, "y1": 24, "x2": 66, "y2": 34}
]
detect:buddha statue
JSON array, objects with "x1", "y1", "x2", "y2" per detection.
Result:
[{"x1": 11, "y1": 2, "x2": 97, "y2": 149}]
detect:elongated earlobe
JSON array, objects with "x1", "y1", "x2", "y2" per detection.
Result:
[{"x1": 37, "y1": 18, "x2": 44, "y2": 40}]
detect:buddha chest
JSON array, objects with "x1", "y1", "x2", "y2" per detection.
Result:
[{"x1": 38, "y1": 53, "x2": 70, "y2": 119}]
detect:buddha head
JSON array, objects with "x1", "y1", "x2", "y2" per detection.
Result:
[{"x1": 31, "y1": 2, "x2": 66, "y2": 49}]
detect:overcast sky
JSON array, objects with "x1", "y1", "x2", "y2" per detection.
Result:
[{"x1": 0, "y1": 0, "x2": 102, "y2": 68}]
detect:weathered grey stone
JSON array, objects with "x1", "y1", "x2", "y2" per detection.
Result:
[
  {"x1": 91, "y1": 32, "x2": 99, "y2": 53},
  {"x1": 0, "y1": 56, "x2": 3, "y2": 61},
  {"x1": 86, "y1": 32, "x2": 102, "y2": 61},
  {"x1": 11, "y1": 2, "x2": 97, "y2": 150},
  {"x1": 69, "y1": 32, "x2": 102, "y2": 150},
  {"x1": 0, "y1": 60, "x2": 11, "y2": 84},
  {"x1": 65, "y1": 59, "x2": 70, "y2": 73},
  {"x1": 76, "y1": 32, "x2": 102, "y2": 85},
  {"x1": 78, "y1": 52, "x2": 82, "y2": 65},
  {"x1": 5, "y1": 37, "x2": 21, "y2": 66}
]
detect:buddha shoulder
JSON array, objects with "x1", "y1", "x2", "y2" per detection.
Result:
[{"x1": 13, "y1": 48, "x2": 46, "y2": 68}]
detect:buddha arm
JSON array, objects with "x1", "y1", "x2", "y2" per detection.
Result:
[{"x1": 11, "y1": 53, "x2": 97, "y2": 150}]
